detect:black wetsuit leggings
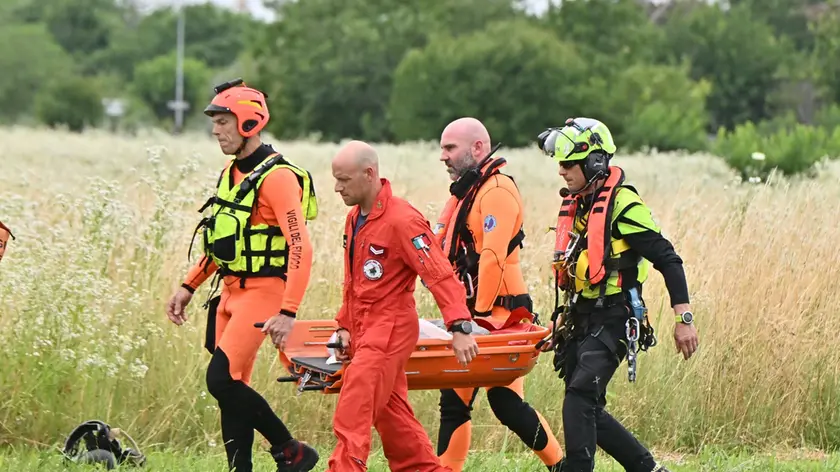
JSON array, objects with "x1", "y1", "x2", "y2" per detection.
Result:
[
  {"x1": 561, "y1": 304, "x2": 657, "y2": 472},
  {"x1": 206, "y1": 347, "x2": 293, "y2": 472}
]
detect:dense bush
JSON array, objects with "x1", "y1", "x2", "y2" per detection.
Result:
[
  {"x1": 587, "y1": 62, "x2": 712, "y2": 153},
  {"x1": 714, "y1": 121, "x2": 840, "y2": 182},
  {"x1": 33, "y1": 75, "x2": 104, "y2": 132}
]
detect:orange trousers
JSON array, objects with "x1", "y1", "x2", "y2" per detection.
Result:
[
  {"x1": 327, "y1": 319, "x2": 450, "y2": 472},
  {"x1": 213, "y1": 277, "x2": 287, "y2": 383},
  {"x1": 206, "y1": 277, "x2": 298, "y2": 472}
]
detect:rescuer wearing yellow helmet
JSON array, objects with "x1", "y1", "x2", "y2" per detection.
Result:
[{"x1": 536, "y1": 117, "x2": 699, "y2": 472}]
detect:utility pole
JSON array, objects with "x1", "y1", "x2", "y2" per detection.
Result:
[{"x1": 167, "y1": 2, "x2": 189, "y2": 134}]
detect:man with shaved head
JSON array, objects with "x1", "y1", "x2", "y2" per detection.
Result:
[
  {"x1": 432, "y1": 118, "x2": 565, "y2": 471},
  {"x1": 326, "y1": 140, "x2": 479, "y2": 472}
]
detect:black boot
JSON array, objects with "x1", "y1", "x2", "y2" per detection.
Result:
[{"x1": 270, "y1": 439, "x2": 319, "y2": 472}]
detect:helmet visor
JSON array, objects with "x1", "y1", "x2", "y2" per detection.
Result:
[{"x1": 541, "y1": 128, "x2": 581, "y2": 162}]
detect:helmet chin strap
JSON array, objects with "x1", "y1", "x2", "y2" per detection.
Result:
[
  {"x1": 234, "y1": 136, "x2": 249, "y2": 157},
  {"x1": 563, "y1": 165, "x2": 606, "y2": 198}
]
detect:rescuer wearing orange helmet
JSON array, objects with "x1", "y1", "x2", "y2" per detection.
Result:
[{"x1": 166, "y1": 79, "x2": 319, "y2": 472}]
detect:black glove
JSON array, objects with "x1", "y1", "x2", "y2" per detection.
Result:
[{"x1": 552, "y1": 334, "x2": 568, "y2": 380}]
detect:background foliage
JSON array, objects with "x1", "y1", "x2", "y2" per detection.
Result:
[{"x1": 4, "y1": 0, "x2": 840, "y2": 180}]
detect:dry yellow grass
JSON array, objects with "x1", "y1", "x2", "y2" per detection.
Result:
[{"x1": 1, "y1": 125, "x2": 839, "y2": 461}]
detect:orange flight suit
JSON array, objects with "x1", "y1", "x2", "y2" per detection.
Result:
[
  {"x1": 432, "y1": 157, "x2": 564, "y2": 471},
  {"x1": 327, "y1": 178, "x2": 471, "y2": 472}
]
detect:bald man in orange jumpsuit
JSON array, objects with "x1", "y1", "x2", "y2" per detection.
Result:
[
  {"x1": 327, "y1": 140, "x2": 479, "y2": 472},
  {"x1": 166, "y1": 79, "x2": 318, "y2": 472},
  {"x1": 433, "y1": 118, "x2": 564, "y2": 471}
]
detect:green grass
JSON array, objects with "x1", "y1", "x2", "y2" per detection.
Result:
[
  {"x1": 0, "y1": 447, "x2": 837, "y2": 471},
  {"x1": 3, "y1": 126, "x2": 840, "y2": 467}
]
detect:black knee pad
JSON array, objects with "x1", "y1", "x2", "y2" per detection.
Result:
[
  {"x1": 486, "y1": 387, "x2": 548, "y2": 451},
  {"x1": 437, "y1": 389, "x2": 476, "y2": 454},
  {"x1": 438, "y1": 389, "x2": 474, "y2": 424}
]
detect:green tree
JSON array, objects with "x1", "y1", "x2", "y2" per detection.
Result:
[
  {"x1": 91, "y1": 3, "x2": 263, "y2": 80},
  {"x1": 389, "y1": 20, "x2": 589, "y2": 147},
  {"x1": 131, "y1": 53, "x2": 213, "y2": 125},
  {"x1": 41, "y1": 0, "x2": 121, "y2": 58},
  {"x1": 253, "y1": 0, "x2": 518, "y2": 142},
  {"x1": 728, "y1": 0, "x2": 825, "y2": 51},
  {"x1": 34, "y1": 75, "x2": 104, "y2": 132},
  {"x1": 0, "y1": 24, "x2": 75, "y2": 123},
  {"x1": 544, "y1": 0, "x2": 665, "y2": 74},
  {"x1": 812, "y1": 9, "x2": 840, "y2": 104},
  {"x1": 659, "y1": 2, "x2": 790, "y2": 131},
  {"x1": 588, "y1": 62, "x2": 712, "y2": 153}
]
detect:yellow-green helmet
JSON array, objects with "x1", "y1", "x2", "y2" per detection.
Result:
[{"x1": 536, "y1": 117, "x2": 617, "y2": 163}]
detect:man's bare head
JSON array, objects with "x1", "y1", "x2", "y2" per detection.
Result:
[
  {"x1": 332, "y1": 140, "x2": 381, "y2": 209},
  {"x1": 439, "y1": 117, "x2": 492, "y2": 181}
]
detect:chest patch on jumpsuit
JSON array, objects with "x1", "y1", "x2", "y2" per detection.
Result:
[{"x1": 363, "y1": 259, "x2": 384, "y2": 280}]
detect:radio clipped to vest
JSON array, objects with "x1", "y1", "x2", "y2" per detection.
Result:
[{"x1": 188, "y1": 152, "x2": 318, "y2": 286}]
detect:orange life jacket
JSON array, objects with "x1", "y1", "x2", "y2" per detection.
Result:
[
  {"x1": 552, "y1": 166, "x2": 626, "y2": 288},
  {"x1": 435, "y1": 157, "x2": 525, "y2": 284}
]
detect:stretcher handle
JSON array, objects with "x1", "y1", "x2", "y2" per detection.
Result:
[{"x1": 254, "y1": 321, "x2": 344, "y2": 350}]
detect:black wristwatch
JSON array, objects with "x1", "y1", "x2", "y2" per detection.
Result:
[{"x1": 449, "y1": 320, "x2": 473, "y2": 335}]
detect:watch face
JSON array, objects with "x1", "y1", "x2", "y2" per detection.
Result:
[
  {"x1": 682, "y1": 312, "x2": 693, "y2": 323},
  {"x1": 460, "y1": 322, "x2": 473, "y2": 334}
]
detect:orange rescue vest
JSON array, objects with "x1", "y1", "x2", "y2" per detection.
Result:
[
  {"x1": 434, "y1": 156, "x2": 526, "y2": 312},
  {"x1": 553, "y1": 165, "x2": 626, "y2": 288}
]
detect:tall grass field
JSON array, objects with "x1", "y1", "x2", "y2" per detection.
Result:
[{"x1": 1, "y1": 126, "x2": 839, "y2": 471}]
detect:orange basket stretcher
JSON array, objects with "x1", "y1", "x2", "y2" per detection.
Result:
[{"x1": 269, "y1": 309, "x2": 552, "y2": 395}]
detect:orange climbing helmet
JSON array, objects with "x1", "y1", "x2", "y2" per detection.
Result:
[{"x1": 204, "y1": 78, "x2": 270, "y2": 138}]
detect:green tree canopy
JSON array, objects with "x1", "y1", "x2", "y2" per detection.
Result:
[{"x1": 389, "y1": 20, "x2": 589, "y2": 147}]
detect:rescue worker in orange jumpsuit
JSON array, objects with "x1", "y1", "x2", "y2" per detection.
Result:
[
  {"x1": 433, "y1": 117, "x2": 564, "y2": 472},
  {"x1": 327, "y1": 140, "x2": 480, "y2": 472},
  {"x1": 166, "y1": 79, "x2": 319, "y2": 472},
  {"x1": 0, "y1": 220, "x2": 14, "y2": 264}
]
